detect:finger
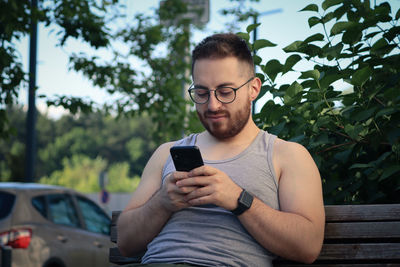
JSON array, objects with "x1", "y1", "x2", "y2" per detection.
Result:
[
  {"x1": 173, "y1": 171, "x2": 191, "y2": 181},
  {"x1": 187, "y1": 195, "x2": 213, "y2": 206},
  {"x1": 184, "y1": 185, "x2": 212, "y2": 201},
  {"x1": 176, "y1": 176, "x2": 211, "y2": 187},
  {"x1": 188, "y1": 165, "x2": 218, "y2": 177},
  {"x1": 178, "y1": 186, "x2": 198, "y2": 194}
]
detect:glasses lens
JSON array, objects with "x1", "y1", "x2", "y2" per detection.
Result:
[
  {"x1": 215, "y1": 87, "x2": 235, "y2": 103},
  {"x1": 190, "y1": 88, "x2": 209, "y2": 104}
]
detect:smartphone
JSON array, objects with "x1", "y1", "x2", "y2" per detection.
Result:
[{"x1": 170, "y1": 146, "x2": 204, "y2": 172}]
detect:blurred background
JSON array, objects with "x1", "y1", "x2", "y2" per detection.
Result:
[{"x1": 1, "y1": 0, "x2": 399, "y2": 212}]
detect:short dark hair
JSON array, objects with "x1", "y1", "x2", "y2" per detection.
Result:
[{"x1": 191, "y1": 33, "x2": 254, "y2": 76}]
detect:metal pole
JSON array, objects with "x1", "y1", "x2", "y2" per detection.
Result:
[
  {"x1": 251, "y1": 14, "x2": 258, "y2": 116},
  {"x1": 26, "y1": 0, "x2": 38, "y2": 182}
]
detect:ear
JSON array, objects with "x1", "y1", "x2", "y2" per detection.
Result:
[{"x1": 249, "y1": 77, "x2": 262, "y2": 101}]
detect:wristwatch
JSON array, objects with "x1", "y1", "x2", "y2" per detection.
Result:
[{"x1": 231, "y1": 189, "x2": 253, "y2": 216}]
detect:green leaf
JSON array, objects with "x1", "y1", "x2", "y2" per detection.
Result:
[
  {"x1": 349, "y1": 163, "x2": 374, "y2": 169},
  {"x1": 253, "y1": 55, "x2": 262, "y2": 65},
  {"x1": 330, "y1": 21, "x2": 359, "y2": 36},
  {"x1": 342, "y1": 28, "x2": 362, "y2": 45},
  {"x1": 300, "y1": 69, "x2": 320, "y2": 80},
  {"x1": 320, "y1": 73, "x2": 342, "y2": 88},
  {"x1": 322, "y1": 12, "x2": 335, "y2": 23},
  {"x1": 351, "y1": 66, "x2": 372, "y2": 87},
  {"x1": 370, "y1": 38, "x2": 389, "y2": 56},
  {"x1": 283, "y1": 54, "x2": 302, "y2": 74},
  {"x1": 246, "y1": 23, "x2": 261, "y2": 34},
  {"x1": 322, "y1": 0, "x2": 343, "y2": 10},
  {"x1": 375, "y1": 107, "x2": 397, "y2": 118},
  {"x1": 351, "y1": 107, "x2": 376, "y2": 122},
  {"x1": 268, "y1": 121, "x2": 286, "y2": 136},
  {"x1": 253, "y1": 39, "x2": 277, "y2": 50},
  {"x1": 236, "y1": 32, "x2": 250, "y2": 42},
  {"x1": 303, "y1": 33, "x2": 324, "y2": 44},
  {"x1": 380, "y1": 165, "x2": 400, "y2": 181},
  {"x1": 396, "y1": 8, "x2": 400, "y2": 20},
  {"x1": 344, "y1": 124, "x2": 363, "y2": 140},
  {"x1": 263, "y1": 59, "x2": 282, "y2": 82},
  {"x1": 323, "y1": 43, "x2": 343, "y2": 59},
  {"x1": 300, "y1": 4, "x2": 319, "y2": 12},
  {"x1": 283, "y1": 41, "x2": 303, "y2": 53},
  {"x1": 286, "y1": 81, "x2": 303, "y2": 97},
  {"x1": 383, "y1": 26, "x2": 400, "y2": 42},
  {"x1": 308, "y1": 16, "x2": 321, "y2": 28}
]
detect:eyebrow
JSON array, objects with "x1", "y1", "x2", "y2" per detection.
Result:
[{"x1": 193, "y1": 82, "x2": 236, "y2": 89}]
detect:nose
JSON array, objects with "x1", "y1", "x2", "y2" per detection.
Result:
[{"x1": 207, "y1": 90, "x2": 222, "y2": 111}]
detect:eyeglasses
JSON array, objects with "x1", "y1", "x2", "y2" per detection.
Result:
[{"x1": 188, "y1": 77, "x2": 255, "y2": 104}]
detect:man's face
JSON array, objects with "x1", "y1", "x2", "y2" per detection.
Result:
[{"x1": 192, "y1": 57, "x2": 253, "y2": 140}]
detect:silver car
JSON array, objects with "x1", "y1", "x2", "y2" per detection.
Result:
[{"x1": 0, "y1": 182, "x2": 113, "y2": 267}]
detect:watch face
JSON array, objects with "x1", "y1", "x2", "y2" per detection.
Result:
[{"x1": 240, "y1": 190, "x2": 254, "y2": 208}]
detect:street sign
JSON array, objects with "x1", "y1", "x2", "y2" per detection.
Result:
[{"x1": 160, "y1": 0, "x2": 210, "y2": 26}]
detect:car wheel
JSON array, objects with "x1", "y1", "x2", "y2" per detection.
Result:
[{"x1": 42, "y1": 258, "x2": 66, "y2": 267}]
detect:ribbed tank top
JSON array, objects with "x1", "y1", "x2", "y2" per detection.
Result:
[{"x1": 142, "y1": 130, "x2": 279, "y2": 267}]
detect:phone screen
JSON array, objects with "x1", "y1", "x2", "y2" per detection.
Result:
[{"x1": 170, "y1": 146, "x2": 204, "y2": 172}]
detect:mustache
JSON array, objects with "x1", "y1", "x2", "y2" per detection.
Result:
[{"x1": 204, "y1": 110, "x2": 230, "y2": 117}]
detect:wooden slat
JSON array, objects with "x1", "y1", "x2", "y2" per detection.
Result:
[
  {"x1": 318, "y1": 243, "x2": 400, "y2": 260},
  {"x1": 277, "y1": 264, "x2": 400, "y2": 267},
  {"x1": 324, "y1": 221, "x2": 400, "y2": 239},
  {"x1": 109, "y1": 247, "x2": 142, "y2": 265},
  {"x1": 325, "y1": 204, "x2": 400, "y2": 222},
  {"x1": 111, "y1": 210, "x2": 121, "y2": 225},
  {"x1": 110, "y1": 211, "x2": 122, "y2": 243}
]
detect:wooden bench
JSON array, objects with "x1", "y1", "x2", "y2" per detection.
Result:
[{"x1": 110, "y1": 204, "x2": 400, "y2": 266}]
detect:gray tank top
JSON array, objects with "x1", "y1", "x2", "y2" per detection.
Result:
[{"x1": 142, "y1": 130, "x2": 279, "y2": 267}]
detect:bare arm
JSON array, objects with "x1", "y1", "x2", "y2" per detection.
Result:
[
  {"x1": 180, "y1": 140, "x2": 325, "y2": 263},
  {"x1": 117, "y1": 142, "x2": 195, "y2": 256},
  {"x1": 237, "y1": 140, "x2": 325, "y2": 263}
]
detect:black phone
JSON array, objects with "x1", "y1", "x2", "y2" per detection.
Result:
[{"x1": 170, "y1": 146, "x2": 204, "y2": 172}]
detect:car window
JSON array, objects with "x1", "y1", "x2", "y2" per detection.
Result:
[
  {"x1": 32, "y1": 196, "x2": 47, "y2": 218},
  {"x1": 48, "y1": 194, "x2": 80, "y2": 227},
  {"x1": 76, "y1": 196, "x2": 110, "y2": 235},
  {"x1": 0, "y1": 191, "x2": 16, "y2": 220}
]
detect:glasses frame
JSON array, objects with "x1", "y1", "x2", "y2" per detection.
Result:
[{"x1": 188, "y1": 77, "x2": 255, "y2": 104}]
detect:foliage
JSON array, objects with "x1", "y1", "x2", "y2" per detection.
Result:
[
  {"x1": 0, "y1": 0, "x2": 114, "y2": 139},
  {"x1": 0, "y1": 106, "x2": 156, "y2": 192},
  {"x1": 39, "y1": 154, "x2": 106, "y2": 193},
  {"x1": 38, "y1": 154, "x2": 139, "y2": 193},
  {"x1": 240, "y1": 0, "x2": 400, "y2": 204},
  {"x1": 1, "y1": 0, "x2": 205, "y2": 143},
  {"x1": 69, "y1": 0, "x2": 205, "y2": 142}
]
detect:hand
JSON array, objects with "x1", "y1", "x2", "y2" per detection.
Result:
[
  {"x1": 175, "y1": 166, "x2": 242, "y2": 211},
  {"x1": 158, "y1": 171, "x2": 198, "y2": 212}
]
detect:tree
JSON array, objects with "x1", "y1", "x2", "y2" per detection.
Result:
[
  {"x1": 0, "y1": 0, "x2": 114, "y2": 138},
  {"x1": 38, "y1": 154, "x2": 140, "y2": 193},
  {"x1": 0, "y1": 106, "x2": 157, "y2": 182},
  {"x1": 240, "y1": 0, "x2": 399, "y2": 204},
  {"x1": 69, "y1": 0, "x2": 205, "y2": 142}
]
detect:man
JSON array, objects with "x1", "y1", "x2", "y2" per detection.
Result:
[{"x1": 117, "y1": 33, "x2": 325, "y2": 266}]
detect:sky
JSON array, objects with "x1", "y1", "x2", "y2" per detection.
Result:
[{"x1": 15, "y1": 0, "x2": 400, "y2": 118}]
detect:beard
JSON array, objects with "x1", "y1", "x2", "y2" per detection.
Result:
[{"x1": 197, "y1": 100, "x2": 251, "y2": 140}]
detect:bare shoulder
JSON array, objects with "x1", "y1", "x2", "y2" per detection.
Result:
[
  {"x1": 273, "y1": 138, "x2": 324, "y2": 220},
  {"x1": 123, "y1": 141, "x2": 175, "y2": 211},
  {"x1": 272, "y1": 138, "x2": 315, "y2": 179},
  {"x1": 274, "y1": 138, "x2": 311, "y2": 159}
]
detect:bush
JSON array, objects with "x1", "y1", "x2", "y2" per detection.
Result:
[{"x1": 241, "y1": 0, "x2": 400, "y2": 204}]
